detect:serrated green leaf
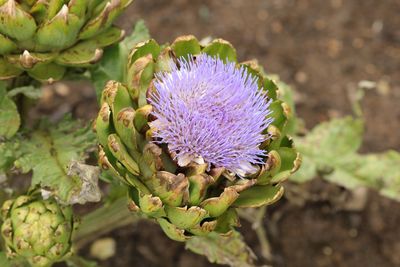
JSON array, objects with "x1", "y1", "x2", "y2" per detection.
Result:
[
  {"x1": 0, "y1": 85, "x2": 20, "y2": 138},
  {"x1": 292, "y1": 116, "x2": 363, "y2": 183},
  {"x1": 91, "y1": 20, "x2": 150, "y2": 101},
  {"x1": 121, "y1": 20, "x2": 150, "y2": 50},
  {"x1": 185, "y1": 231, "x2": 256, "y2": 267},
  {"x1": 297, "y1": 116, "x2": 363, "y2": 163},
  {"x1": 291, "y1": 116, "x2": 400, "y2": 200},
  {"x1": 13, "y1": 117, "x2": 96, "y2": 203},
  {"x1": 325, "y1": 151, "x2": 400, "y2": 200}
]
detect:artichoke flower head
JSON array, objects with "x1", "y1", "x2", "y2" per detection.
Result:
[
  {"x1": 0, "y1": 0, "x2": 133, "y2": 82},
  {"x1": 95, "y1": 36, "x2": 301, "y2": 241},
  {"x1": 149, "y1": 54, "x2": 273, "y2": 177}
]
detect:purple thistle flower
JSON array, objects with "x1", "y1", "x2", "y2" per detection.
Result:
[{"x1": 148, "y1": 54, "x2": 273, "y2": 176}]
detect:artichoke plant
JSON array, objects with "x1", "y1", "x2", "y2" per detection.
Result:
[
  {"x1": 1, "y1": 193, "x2": 75, "y2": 266},
  {"x1": 94, "y1": 35, "x2": 301, "y2": 241},
  {"x1": 0, "y1": 0, "x2": 132, "y2": 82}
]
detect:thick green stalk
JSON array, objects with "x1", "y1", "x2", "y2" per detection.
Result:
[{"x1": 74, "y1": 197, "x2": 140, "y2": 249}]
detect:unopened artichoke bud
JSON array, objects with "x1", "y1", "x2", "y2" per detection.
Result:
[
  {"x1": 0, "y1": 0, "x2": 133, "y2": 82},
  {"x1": 94, "y1": 35, "x2": 301, "y2": 241},
  {"x1": 0, "y1": 194, "x2": 75, "y2": 267}
]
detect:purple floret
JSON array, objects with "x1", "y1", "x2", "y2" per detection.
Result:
[{"x1": 148, "y1": 54, "x2": 273, "y2": 176}]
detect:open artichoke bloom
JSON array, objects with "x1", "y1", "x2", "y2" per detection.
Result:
[
  {"x1": 0, "y1": 0, "x2": 132, "y2": 82},
  {"x1": 149, "y1": 54, "x2": 273, "y2": 177},
  {"x1": 95, "y1": 36, "x2": 301, "y2": 241}
]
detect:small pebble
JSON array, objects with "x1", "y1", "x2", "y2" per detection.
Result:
[{"x1": 90, "y1": 237, "x2": 116, "y2": 261}]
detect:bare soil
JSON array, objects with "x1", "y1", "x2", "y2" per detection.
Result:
[{"x1": 55, "y1": 0, "x2": 400, "y2": 266}]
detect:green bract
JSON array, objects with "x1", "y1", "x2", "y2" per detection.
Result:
[
  {"x1": 94, "y1": 35, "x2": 301, "y2": 241},
  {"x1": 0, "y1": 0, "x2": 133, "y2": 82},
  {"x1": 0, "y1": 194, "x2": 75, "y2": 266}
]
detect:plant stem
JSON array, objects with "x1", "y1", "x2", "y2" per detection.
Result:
[
  {"x1": 239, "y1": 207, "x2": 272, "y2": 261},
  {"x1": 73, "y1": 197, "x2": 140, "y2": 249},
  {"x1": 10, "y1": 75, "x2": 38, "y2": 128},
  {"x1": 254, "y1": 207, "x2": 272, "y2": 261}
]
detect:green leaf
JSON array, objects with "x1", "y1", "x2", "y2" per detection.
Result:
[
  {"x1": 325, "y1": 151, "x2": 400, "y2": 200},
  {"x1": 13, "y1": 117, "x2": 96, "y2": 203},
  {"x1": 291, "y1": 116, "x2": 400, "y2": 200},
  {"x1": 292, "y1": 116, "x2": 363, "y2": 183},
  {"x1": 185, "y1": 231, "x2": 256, "y2": 267},
  {"x1": 0, "y1": 57, "x2": 23, "y2": 80},
  {"x1": 0, "y1": 84, "x2": 20, "y2": 138},
  {"x1": 0, "y1": 138, "x2": 19, "y2": 174},
  {"x1": 7, "y1": 85, "x2": 42, "y2": 99},
  {"x1": 121, "y1": 20, "x2": 150, "y2": 50},
  {"x1": 297, "y1": 116, "x2": 363, "y2": 171},
  {"x1": 0, "y1": 251, "x2": 11, "y2": 267},
  {"x1": 90, "y1": 20, "x2": 150, "y2": 100},
  {"x1": 90, "y1": 45, "x2": 122, "y2": 101},
  {"x1": 27, "y1": 62, "x2": 66, "y2": 82}
]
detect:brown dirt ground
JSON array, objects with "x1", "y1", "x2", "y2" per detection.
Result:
[{"x1": 56, "y1": 0, "x2": 400, "y2": 266}]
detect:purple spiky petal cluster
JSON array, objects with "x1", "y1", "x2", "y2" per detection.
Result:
[{"x1": 149, "y1": 54, "x2": 273, "y2": 176}]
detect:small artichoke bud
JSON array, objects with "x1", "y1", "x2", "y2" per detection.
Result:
[
  {"x1": 0, "y1": 194, "x2": 75, "y2": 267},
  {"x1": 79, "y1": 0, "x2": 133, "y2": 40},
  {"x1": 35, "y1": 5, "x2": 83, "y2": 50},
  {"x1": 95, "y1": 36, "x2": 301, "y2": 241},
  {"x1": 0, "y1": 0, "x2": 37, "y2": 41},
  {"x1": 0, "y1": 0, "x2": 133, "y2": 81}
]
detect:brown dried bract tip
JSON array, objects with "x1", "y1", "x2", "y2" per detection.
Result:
[
  {"x1": 209, "y1": 167, "x2": 225, "y2": 182},
  {"x1": 173, "y1": 35, "x2": 197, "y2": 43},
  {"x1": 146, "y1": 80, "x2": 156, "y2": 101},
  {"x1": 127, "y1": 200, "x2": 139, "y2": 212},
  {"x1": 97, "y1": 146, "x2": 110, "y2": 170},
  {"x1": 108, "y1": 136, "x2": 120, "y2": 153},
  {"x1": 143, "y1": 143, "x2": 163, "y2": 170},
  {"x1": 130, "y1": 54, "x2": 153, "y2": 90},
  {"x1": 157, "y1": 172, "x2": 189, "y2": 197},
  {"x1": 291, "y1": 153, "x2": 302, "y2": 173},
  {"x1": 117, "y1": 107, "x2": 135, "y2": 127},
  {"x1": 231, "y1": 179, "x2": 257, "y2": 193},
  {"x1": 103, "y1": 80, "x2": 118, "y2": 102},
  {"x1": 264, "y1": 152, "x2": 278, "y2": 172},
  {"x1": 241, "y1": 59, "x2": 261, "y2": 72},
  {"x1": 267, "y1": 125, "x2": 280, "y2": 141},
  {"x1": 20, "y1": 51, "x2": 37, "y2": 69},
  {"x1": 99, "y1": 103, "x2": 111, "y2": 122},
  {"x1": 90, "y1": 49, "x2": 104, "y2": 64},
  {"x1": 281, "y1": 102, "x2": 292, "y2": 119}
]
